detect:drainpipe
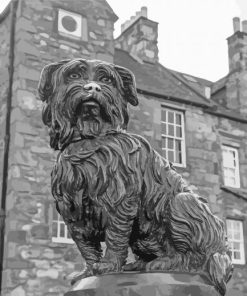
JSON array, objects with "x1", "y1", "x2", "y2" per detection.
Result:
[{"x1": 0, "y1": 0, "x2": 18, "y2": 293}]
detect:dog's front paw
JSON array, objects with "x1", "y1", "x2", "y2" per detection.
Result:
[
  {"x1": 123, "y1": 260, "x2": 147, "y2": 271},
  {"x1": 69, "y1": 265, "x2": 94, "y2": 285},
  {"x1": 92, "y1": 260, "x2": 120, "y2": 275}
]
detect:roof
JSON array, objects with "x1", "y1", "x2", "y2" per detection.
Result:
[
  {"x1": 114, "y1": 48, "x2": 212, "y2": 107},
  {"x1": 114, "y1": 48, "x2": 247, "y2": 123},
  {"x1": 221, "y1": 185, "x2": 247, "y2": 201},
  {"x1": 211, "y1": 75, "x2": 227, "y2": 94}
]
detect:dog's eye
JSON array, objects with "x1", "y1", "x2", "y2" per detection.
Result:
[
  {"x1": 69, "y1": 73, "x2": 81, "y2": 79},
  {"x1": 100, "y1": 77, "x2": 112, "y2": 84}
]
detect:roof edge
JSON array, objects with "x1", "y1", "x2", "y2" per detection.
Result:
[
  {"x1": 158, "y1": 63, "x2": 212, "y2": 105},
  {"x1": 0, "y1": 1, "x2": 11, "y2": 24},
  {"x1": 221, "y1": 185, "x2": 247, "y2": 201}
]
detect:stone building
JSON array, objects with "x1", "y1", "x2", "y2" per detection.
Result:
[{"x1": 0, "y1": 0, "x2": 246, "y2": 295}]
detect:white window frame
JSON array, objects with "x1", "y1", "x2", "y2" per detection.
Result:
[
  {"x1": 226, "y1": 219, "x2": 245, "y2": 265},
  {"x1": 222, "y1": 145, "x2": 240, "y2": 188},
  {"x1": 57, "y1": 8, "x2": 88, "y2": 41},
  {"x1": 161, "y1": 107, "x2": 186, "y2": 167},
  {"x1": 52, "y1": 209, "x2": 74, "y2": 244}
]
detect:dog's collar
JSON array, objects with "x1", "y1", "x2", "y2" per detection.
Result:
[{"x1": 59, "y1": 128, "x2": 126, "y2": 151}]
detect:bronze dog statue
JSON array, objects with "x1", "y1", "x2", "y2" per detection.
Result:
[{"x1": 38, "y1": 59, "x2": 232, "y2": 295}]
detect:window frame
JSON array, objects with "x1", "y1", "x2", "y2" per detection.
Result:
[
  {"x1": 161, "y1": 107, "x2": 186, "y2": 167},
  {"x1": 222, "y1": 145, "x2": 240, "y2": 188},
  {"x1": 52, "y1": 208, "x2": 74, "y2": 244},
  {"x1": 226, "y1": 219, "x2": 245, "y2": 265},
  {"x1": 57, "y1": 8, "x2": 88, "y2": 41}
]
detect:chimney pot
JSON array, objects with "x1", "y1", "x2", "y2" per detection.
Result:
[
  {"x1": 141, "y1": 6, "x2": 148, "y2": 18},
  {"x1": 242, "y1": 20, "x2": 247, "y2": 33},
  {"x1": 233, "y1": 17, "x2": 240, "y2": 33}
]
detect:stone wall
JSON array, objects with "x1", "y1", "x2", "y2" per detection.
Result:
[{"x1": 2, "y1": 0, "x2": 117, "y2": 295}]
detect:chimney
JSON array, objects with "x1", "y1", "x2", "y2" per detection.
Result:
[
  {"x1": 233, "y1": 17, "x2": 240, "y2": 32},
  {"x1": 115, "y1": 7, "x2": 159, "y2": 64},
  {"x1": 227, "y1": 17, "x2": 247, "y2": 72},
  {"x1": 224, "y1": 17, "x2": 247, "y2": 116},
  {"x1": 242, "y1": 20, "x2": 247, "y2": 33}
]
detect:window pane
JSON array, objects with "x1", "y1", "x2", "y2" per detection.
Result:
[
  {"x1": 168, "y1": 138, "x2": 174, "y2": 149},
  {"x1": 168, "y1": 150, "x2": 174, "y2": 162},
  {"x1": 162, "y1": 149, "x2": 167, "y2": 158},
  {"x1": 234, "y1": 232, "x2": 240, "y2": 240},
  {"x1": 176, "y1": 113, "x2": 181, "y2": 125},
  {"x1": 175, "y1": 151, "x2": 182, "y2": 164},
  {"x1": 226, "y1": 220, "x2": 232, "y2": 229},
  {"x1": 168, "y1": 124, "x2": 174, "y2": 136},
  {"x1": 161, "y1": 123, "x2": 167, "y2": 135},
  {"x1": 60, "y1": 223, "x2": 65, "y2": 237},
  {"x1": 176, "y1": 126, "x2": 182, "y2": 138},
  {"x1": 161, "y1": 137, "x2": 167, "y2": 149},
  {"x1": 161, "y1": 110, "x2": 166, "y2": 122},
  {"x1": 233, "y1": 242, "x2": 240, "y2": 250},
  {"x1": 234, "y1": 222, "x2": 240, "y2": 230},
  {"x1": 175, "y1": 139, "x2": 182, "y2": 153},
  {"x1": 223, "y1": 152, "x2": 234, "y2": 168},
  {"x1": 228, "y1": 232, "x2": 233, "y2": 240},
  {"x1": 234, "y1": 251, "x2": 241, "y2": 260},
  {"x1": 52, "y1": 222, "x2": 58, "y2": 237},
  {"x1": 168, "y1": 112, "x2": 174, "y2": 123}
]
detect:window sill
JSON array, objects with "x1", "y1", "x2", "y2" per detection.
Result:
[{"x1": 52, "y1": 237, "x2": 74, "y2": 244}]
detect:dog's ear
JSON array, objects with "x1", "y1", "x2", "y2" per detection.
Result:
[
  {"x1": 115, "y1": 65, "x2": 139, "y2": 106},
  {"x1": 38, "y1": 60, "x2": 70, "y2": 102}
]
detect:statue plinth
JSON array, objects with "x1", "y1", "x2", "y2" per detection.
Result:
[{"x1": 64, "y1": 272, "x2": 220, "y2": 296}]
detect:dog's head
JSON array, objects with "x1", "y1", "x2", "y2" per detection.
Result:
[{"x1": 38, "y1": 59, "x2": 138, "y2": 150}]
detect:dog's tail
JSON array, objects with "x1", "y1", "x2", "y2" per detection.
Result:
[{"x1": 207, "y1": 251, "x2": 234, "y2": 296}]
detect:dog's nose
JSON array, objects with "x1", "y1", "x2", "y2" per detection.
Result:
[{"x1": 83, "y1": 82, "x2": 101, "y2": 93}]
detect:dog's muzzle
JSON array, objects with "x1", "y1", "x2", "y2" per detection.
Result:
[
  {"x1": 81, "y1": 82, "x2": 102, "y2": 118},
  {"x1": 84, "y1": 82, "x2": 101, "y2": 95}
]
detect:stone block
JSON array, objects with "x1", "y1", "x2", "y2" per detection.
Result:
[
  {"x1": 19, "y1": 245, "x2": 41, "y2": 259},
  {"x1": 10, "y1": 285, "x2": 26, "y2": 296},
  {"x1": 97, "y1": 19, "x2": 105, "y2": 27},
  {"x1": 17, "y1": 39, "x2": 40, "y2": 56},
  {"x1": 30, "y1": 224, "x2": 49, "y2": 239},
  {"x1": 18, "y1": 65, "x2": 40, "y2": 81},
  {"x1": 14, "y1": 150, "x2": 37, "y2": 167},
  {"x1": 16, "y1": 17, "x2": 37, "y2": 33},
  {"x1": 7, "y1": 230, "x2": 27, "y2": 244},
  {"x1": 7, "y1": 258, "x2": 34, "y2": 269},
  {"x1": 36, "y1": 269, "x2": 59, "y2": 279},
  {"x1": 11, "y1": 108, "x2": 25, "y2": 123},
  {"x1": 30, "y1": 145, "x2": 52, "y2": 154},
  {"x1": 14, "y1": 133, "x2": 25, "y2": 147},
  {"x1": 31, "y1": 259, "x2": 50, "y2": 269},
  {"x1": 11, "y1": 179, "x2": 31, "y2": 192},
  {"x1": 15, "y1": 121, "x2": 39, "y2": 135},
  {"x1": 7, "y1": 242, "x2": 17, "y2": 258},
  {"x1": 17, "y1": 89, "x2": 37, "y2": 110}
]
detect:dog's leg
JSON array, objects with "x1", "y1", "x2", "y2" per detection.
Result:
[
  {"x1": 66, "y1": 223, "x2": 102, "y2": 282},
  {"x1": 145, "y1": 192, "x2": 232, "y2": 295},
  {"x1": 93, "y1": 198, "x2": 138, "y2": 274}
]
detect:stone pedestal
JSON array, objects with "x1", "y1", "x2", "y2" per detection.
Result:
[{"x1": 64, "y1": 272, "x2": 220, "y2": 296}]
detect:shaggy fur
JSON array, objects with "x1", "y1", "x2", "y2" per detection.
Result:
[{"x1": 38, "y1": 59, "x2": 233, "y2": 295}]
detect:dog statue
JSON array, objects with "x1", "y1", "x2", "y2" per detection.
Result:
[{"x1": 38, "y1": 59, "x2": 233, "y2": 295}]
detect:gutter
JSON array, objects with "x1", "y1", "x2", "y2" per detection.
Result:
[{"x1": 0, "y1": 0, "x2": 18, "y2": 293}]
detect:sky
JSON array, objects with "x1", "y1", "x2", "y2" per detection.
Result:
[{"x1": 1, "y1": 0, "x2": 247, "y2": 82}]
